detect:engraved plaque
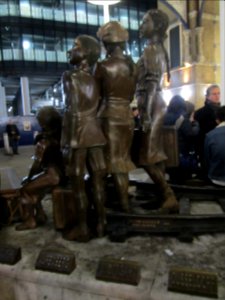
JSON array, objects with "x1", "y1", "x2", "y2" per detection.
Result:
[
  {"x1": 168, "y1": 267, "x2": 218, "y2": 298},
  {"x1": 96, "y1": 257, "x2": 141, "y2": 285},
  {"x1": 131, "y1": 218, "x2": 162, "y2": 230},
  {"x1": 35, "y1": 248, "x2": 76, "y2": 274},
  {"x1": 0, "y1": 244, "x2": 21, "y2": 265},
  {"x1": 130, "y1": 217, "x2": 174, "y2": 232}
]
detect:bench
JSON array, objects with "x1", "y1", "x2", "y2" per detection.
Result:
[{"x1": 0, "y1": 167, "x2": 22, "y2": 224}]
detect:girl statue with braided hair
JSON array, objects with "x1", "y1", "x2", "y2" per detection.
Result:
[{"x1": 136, "y1": 9, "x2": 179, "y2": 213}]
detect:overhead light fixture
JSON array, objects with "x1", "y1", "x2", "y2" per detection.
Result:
[
  {"x1": 88, "y1": 0, "x2": 121, "y2": 23},
  {"x1": 22, "y1": 40, "x2": 30, "y2": 50},
  {"x1": 88, "y1": 1, "x2": 120, "y2": 5}
]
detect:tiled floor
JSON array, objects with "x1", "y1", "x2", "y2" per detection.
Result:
[{"x1": 0, "y1": 145, "x2": 225, "y2": 300}]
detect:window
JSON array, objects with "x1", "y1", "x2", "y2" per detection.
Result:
[{"x1": 168, "y1": 24, "x2": 181, "y2": 69}]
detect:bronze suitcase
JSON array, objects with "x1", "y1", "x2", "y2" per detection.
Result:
[{"x1": 52, "y1": 187, "x2": 76, "y2": 230}]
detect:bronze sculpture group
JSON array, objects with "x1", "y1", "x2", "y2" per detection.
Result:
[{"x1": 16, "y1": 9, "x2": 179, "y2": 241}]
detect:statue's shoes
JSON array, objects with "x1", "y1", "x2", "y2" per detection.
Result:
[
  {"x1": 158, "y1": 201, "x2": 179, "y2": 214},
  {"x1": 96, "y1": 222, "x2": 105, "y2": 238},
  {"x1": 63, "y1": 226, "x2": 91, "y2": 242},
  {"x1": 15, "y1": 219, "x2": 37, "y2": 231}
]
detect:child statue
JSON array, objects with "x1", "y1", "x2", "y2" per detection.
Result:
[
  {"x1": 16, "y1": 106, "x2": 65, "y2": 230},
  {"x1": 94, "y1": 21, "x2": 137, "y2": 212},
  {"x1": 61, "y1": 35, "x2": 107, "y2": 241},
  {"x1": 136, "y1": 9, "x2": 179, "y2": 213}
]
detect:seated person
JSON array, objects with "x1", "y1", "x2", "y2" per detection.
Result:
[
  {"x1": 16, "y1": 107, "x2": 65, "y2": 230},
  {"x1": 194, "y1": 84, "x2": 221, "y2": 179},
  {"x1": 204, "y1": 106, "x2": 225, "y2": 186},
  {"x1": 164, "y1": 95, "x2": 199, "y2": 184}
]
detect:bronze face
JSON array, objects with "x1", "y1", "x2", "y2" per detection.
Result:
[
  {"x1": 139, "y1": 13, "x2": 154, "y2": 39},
  {"x1": 67, "y1": 38, "x2": 85, "y2": 65}
]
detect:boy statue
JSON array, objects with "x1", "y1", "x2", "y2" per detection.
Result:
[
  {"x1": 61, "y1": 35, "x2": 107, "y2": 241},
  {"x1": 16, "y1": 106, "x2": 65, "y2": 230}
]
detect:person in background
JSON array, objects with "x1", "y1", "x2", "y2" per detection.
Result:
[
  {"x1": 194, "y1": 84, "x2": 221, "y2": 177},
  {"x1": 185, "y1": 100, "x2": 200, "y2": 170},
  {"x1": 5, "y1": 120, "x2": 20, "y2": 154},
  {"x1": 204, "y1": 106, "x2": 225, "y2": 186},
  {"x1": 164, "y1": 96, "x2": 199, "y2": 183}
]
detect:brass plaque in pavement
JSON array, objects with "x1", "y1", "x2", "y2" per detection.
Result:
[
  {"x1": 0, "y1": 244, "x2": 21, "y2": 265},
  {"x1": 35, "y1": 248, "x2": 76, "y2": 274},
  {"x1": 96, "y1": 257, "x2": 141, "y2": 285},
  {"x1": 168, "y1": 267, "x2": 218, "y2": 298}
]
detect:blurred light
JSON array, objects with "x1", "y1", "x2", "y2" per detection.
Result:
[
  {"x1": 203, "y1": 85, "x2": 209, "y2": 96},
  {"x1": 88, "y1": 1, "x2": 120, "y2": 5},
  {"x1": 184, "y1": 62, "x2": 191, "y2": 67},
  {"x1": 163, "y1": 73, "x2": 170, "y2": 87},
  {"x1": 8, "y1": 106, "x2": 13, "y2": 112},
  {"x1": 183, "y1": 69, "x2": 190, "y2": 83},
  {"x1": 180, "y1": 85, "x2": 193, "y2": 100},
  {"x1": 23, "y1": 40, "x2": 30, "y2": 50},
  {"x1": 164, "y1": 80, "x2": 170, "y2": 87},
  {"x1": 162, "y1": 90, "x2": 173, "y2": 105}
]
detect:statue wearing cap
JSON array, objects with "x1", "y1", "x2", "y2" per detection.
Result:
[{"x1": 95, "y1": 21, "x2": 137, "y2": 213}]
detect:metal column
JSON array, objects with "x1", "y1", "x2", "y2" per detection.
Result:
[
  {"x1": 20, "y1": 77, "x2": 31, "y2": 116},
  {"x1": 0, "y1": 82, "x2": 7, "y2": 117}
]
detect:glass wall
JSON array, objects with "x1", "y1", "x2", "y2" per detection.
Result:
[
  {"x1": 0, "y1": 1, "x2": 103, "y2": 25},
  {"x1": 0, "y1": 0, "x2": 148, "y2": 65},
  {"x1": 0, "y1": 1, "x2": 143, "y2": 28},
  {"x1": 169, "y1": 25, "x2": 181, "y2": 69}
]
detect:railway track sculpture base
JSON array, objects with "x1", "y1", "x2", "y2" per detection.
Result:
[{"x1": 106, "y1": 181, "x2": 225, "y2": 242}]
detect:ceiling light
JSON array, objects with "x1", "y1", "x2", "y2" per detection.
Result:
[
  {"x1": 88, "y1": 1, "x2": 120, "y2": 5},
  {"x1": 88, "y1": 0, "x2": 120, "y2": 23},
  {"x1": 23, "y1": 40, "x2": 30, "y2": 50}
]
